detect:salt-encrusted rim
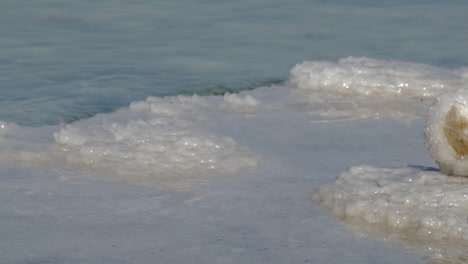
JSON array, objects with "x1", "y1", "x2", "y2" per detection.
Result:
[{"x1": 425, "y1": 89, "x2": 468, "y2": 176}]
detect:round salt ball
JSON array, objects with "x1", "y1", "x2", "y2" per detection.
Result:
[{"x1": 425, "y1": 89, "x2": 468, "y2": 176}]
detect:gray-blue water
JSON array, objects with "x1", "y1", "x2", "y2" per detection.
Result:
[{"x1": 2, "y1": 0, "x2": 468, "y2": 126}]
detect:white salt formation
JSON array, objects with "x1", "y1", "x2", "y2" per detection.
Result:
[
  {"x1": 288, "y1": 57, "x2": 452, "y2": 98},
  {"x1": 313, "y1": 165, "x2": 468, "y2": 241},
  {"x1": 51, "y1": 94, "x2": 261, "y2": 188},
  {"x1": 287, "y1": 57, "x2": 464, "y2": 121},
  {"x1": 313, "y1": 90, "x2": 468, "y2": 250},
  {"x1": 310, "y1": 89, "x2": 468, "y2": 260},
  {"x1": 425, "y1": 89, "x2": 468, "y2": 176}
]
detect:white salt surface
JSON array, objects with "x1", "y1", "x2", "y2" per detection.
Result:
[
  {"x1": 52, "y1": 95, "x2": 260, "y2": 188},
  {"x1": 289, "y1": 57, "x2": 455, "y2": 98},
  {"x1": 288, "y1": 57, "x2": 468, "y2": 121},
  {"x1": 3, "y1": 58, "x2": 468, "y2": 263},
  {"x1": 313, "y1": 166, "x2": 468, "y2": 262}
]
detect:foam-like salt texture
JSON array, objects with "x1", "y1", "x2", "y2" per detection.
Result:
[
  {"x1": 51, "y1": 94, "x2": 261, "y2": 188},
  {"x1": 313, "y1": 165, "x2": 468, "y2": 241},
  {"x1": 425, "y1": 89, "x2": 468, "y2": 176},
  {"x1": 0, "y1": 90, "x2": 269, "y2": 189},
  {"x1": 288, "y1": 57, "x2": 453, "y2": 97},
  {"x1": 286, "y1": 57, "x2": 463, "y2": 121}
]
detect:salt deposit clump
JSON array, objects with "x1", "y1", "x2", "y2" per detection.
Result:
[
  {"x1": 286, "y1": 57, "x2": 462, "y2": 121},
  {"x1": 288, "y1": 57, "x2": 452, "y2": 98},
  {"x1": 425, "y1": 89, "x2": 468, "y2": 176},
  {"x1": 313, "y1": 165, "x2": 468, "y2": 240},
  {"x1": 52, "y1": 95, "x2": 261, "y2": 188},
  {"x1": 312, "y1": 88, "x2": 468, "y2": 258},
  {"x1": 0, "y1": 91, "x2": 267, "y2": 189}
]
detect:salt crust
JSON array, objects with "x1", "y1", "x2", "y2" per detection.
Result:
[
  {"x1": 313, "y1": 165, "x2": 468, "y2": 240},
  {"x1": 51, "y1": 94, "x2": 261, "y2": 188},
  {"x1": 0, "y1": 92, "x2": 264, "y2": 189},
  {"x1": 288, "y1": 57, "x2": 453, "y2": 98},
  {"x1": 425, "y1": 89, "x2": 468, "y2": 176},
  {"x1": 313, "y1": 165, "x2": 468, "y2": 261},
  {"x1": 286, "y1": 57, "x2": 468, "y2": 121}
]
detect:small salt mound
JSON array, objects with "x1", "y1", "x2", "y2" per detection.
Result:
[
  {"x1": 53, "y1": 95, "x2": 260, "y2": 188},
  {"x1": 313, "y1": 165, "x2": 468, "y2": 241},
  {"x1": 425, "y1": 89, "x2": 468, "y2": 176}
]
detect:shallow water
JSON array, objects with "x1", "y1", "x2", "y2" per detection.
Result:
[
  {"x1": 3, "y1": 0, "x2": 468, "y2": 125},
  {"x1": 2, "y1": 1, "x2": 468, "y2": 263}
]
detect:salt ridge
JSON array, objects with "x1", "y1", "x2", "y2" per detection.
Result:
[{"x1": 288, "y1": 57, "x2": 468, "y2": 121}]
